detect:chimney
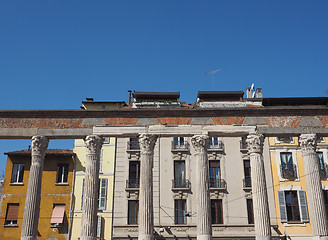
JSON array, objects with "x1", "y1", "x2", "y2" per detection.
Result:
[
  {"x1": 256, "y1": 88, "x2": 263, "y2": 98},
  {"x1": 128, "y1": 90, "x2": 132, "y2": 105},
  {"x1": 246, "y1": 88, "x2": 252, "y2": 98}
]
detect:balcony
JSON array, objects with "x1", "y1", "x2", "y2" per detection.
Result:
[
  {"x1": 171, "y1": 141, "x2": 189, "y2": 152},
  {"x1": 209, "y1": 178, "x2": 226, "y2": 189},
  {"x1": 280, "y1": 164, "x2": 298, "y2": 180},
  {"x1": 126, "y1": 178, "x2": 140, "y2": 189},
  {"x1": 172, "y1": 179, "x2": 191, "y2": 190},
  {"x1": 208, "y1": 141, "x2": 224, "y2": 151},
  {"x1": 243, "y1": 177, "x2": 252, "y2": 190}
]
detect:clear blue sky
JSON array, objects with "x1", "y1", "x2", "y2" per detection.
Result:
[{"x1": 0, "y1": 1, "x2": 328, "y2": 174}]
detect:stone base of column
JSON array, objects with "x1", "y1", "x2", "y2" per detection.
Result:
[
  {"x1": 80, "y1": 237, "x2": 96, "y2": 240},
  {"x1": 197, "y1": 234, "x2": 212, "y2": 240},
  {"x1": 256, "y1": 236, "x2": 271, "y2": 240},
  {"x1": 21, "y1": 237, "x2": 36, "y2": 240},
  {"x1": 138, "y1": 234, "x2": 153, "y2": 240}
]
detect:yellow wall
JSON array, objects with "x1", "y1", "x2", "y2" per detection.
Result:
[
  {"x1": 269, "y1": 137, "x2": 328, "y2": 237},
  {"x1": 71, "y1": 138, "x2": 115, "y2": 240},
  {"x1": 0, "y1": 153, "x2": 74, "y2": 240}
]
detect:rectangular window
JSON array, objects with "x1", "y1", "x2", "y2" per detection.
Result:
[
  {"x1": 5, "y1": 203, "x2": 19, "y2": 225},
  {"x1": 278, "y1": 190, "x2": 309, "y2": 223},
  {"x1": 173, "y1": 137, "x2": 185, "y2": 148},
  {"x1": 50, "y1": 204, "x2": 65, "y2": 226},
  {"x1": 11, "y1": 163, "x2": 24, "y2": 183},
  {"x1": 211, "y1": 199, "x2": 223, "y2": 224},
  {"x1": 81, "y1": 178, "x2": 108, "y2": 210},
  {"x1": 243, "y1": 160, "x2": 252, "y2": 188},
  {"x1": 175, "y1": 199, "x2": 186, "y2": 224},
  {"x1": 323, "y1": 190, "x2": 328, "y2": 220},
  {"x1": 317, "y1": 152, "x2": 325, "y2": 171},
  {"x1": 56, "y1": 164, "x2": 69, "y2": 183},
  {"x1": 128, "y1": 200, "x2": 139, "y2": 224},
  {"x1": 128, "y1": 161, "x2": 140, "y2": 188},
  {"x1": 209, "y1": 161, "x2": 221, "y2": 188},
  {"x1": 129, "y1": 138, "x2": 140, "y2": 150},
  {"x1": 280, "y1": 152, "x2": 297, "y2": 179},
  {"x1": 246, "y1": 199, "x2": 254, "y2": 224},
  {"x1": 174, "y1": 161, "x2": 185, "y2": 188},
  {"x1": 209, "y1": 137, "x2": 219, "y2": 148}
]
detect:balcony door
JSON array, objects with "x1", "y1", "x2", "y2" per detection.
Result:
[
  {"x1": 129, "y1": 161, "x2": 140, "y2": 188},
  {"x1": 174, "y1": 161, "x2": 185, "y2": 188},
  {"x1": 209, "y1": 161, "x2": 220, "y2": 188}
]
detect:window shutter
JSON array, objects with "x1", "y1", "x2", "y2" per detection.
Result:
[
  {"x1": 81, "y1": 179, "x2": 85, "y2": 210},
  {"x1": 97, "y1": 215, "x2": 102, "y2": 238},
  {"x1": 99, "y1": 178, "x2": 107, "y2": 210},
  {"x1": 278, "y1": 190, "x2": 287, "y2": 223},
  {"x1": 298, "y1": 190, "x2": 309, "y2": 222}
]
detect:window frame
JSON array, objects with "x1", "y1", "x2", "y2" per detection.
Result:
[
  {"x1": 174, "y1": 199, "x2": 186, "y2": 224},
  {"x1": 246, "y1": 199, "x2": 254, "y2": 224},
  {"x1": 128, "y1": 200, "x2": 139, "y2": 225},
  {"x1": 11, "y1": 163, "x2": 25, "y2": 184},
  {"x1": 211, "y1": 199, "x2": 223, "y2": 224},
  {"x1": 56, "y1": 163, "x2": 69, "y2": 184},
  {"x1": 5, "y1": 203, "x2": 19, "y2": 226}
]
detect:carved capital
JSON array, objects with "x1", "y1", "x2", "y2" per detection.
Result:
[
  {"x1": 191, "y1": 135, "x2": 209, "y2": 154},
  {"x1": 246, "y1": 133, "x2": 264, "y2": 154},
  {"x1": 139, "y1": 134, "x2": 158, "y2": 154},
  {"x1": 85, "y1": 135, "x2": 103, "y2": 154},
  {"x1": 299, "y1": 134, "x2": 317, "y2": 155},
  {"x1": 31, "y1": 135, "x2": 49, "y2": 157}
]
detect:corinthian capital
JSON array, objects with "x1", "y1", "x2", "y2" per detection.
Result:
[
  {"x1": 139, "y1": 134, "x2": 158, "y2": 154},
  {"x1": 85, "y1": 135, "x2": 103, "y2": 154},
  {"x1": 299, "y1": 134, "x2": 317, "y2": 155},
  {"x1": 31, "y1": 135, "x2": 49, "y2": 157},
  {"x1": 246, "y1": 133, "x2": 264, "y2": 154},
  {"x1": 191, "y1": 135, "x2": 209, "y2": 154}
]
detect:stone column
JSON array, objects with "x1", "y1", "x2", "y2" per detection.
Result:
[
  {"x1": 299, "y1": 134, "x2": 328, "y2": 240},
  {"x1": 191, "y1": 135, "x2": 212, "y2": 240},
  {"x1": 246, "y1": 133, "x2": 271, "y2": 240},
  {"x1": 138, "y1": 134, "x2": 158, "y2": 240},
  {"x1": 80, "y1": 135, "x2": 103, "y2": 240},
  {"x1": 21, "y1": 135, "x2": 49, "y2": 240}
]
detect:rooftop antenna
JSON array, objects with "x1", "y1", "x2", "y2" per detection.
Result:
[{"x1": 205, "y1": 69, "x2": 221, "y2": 89}]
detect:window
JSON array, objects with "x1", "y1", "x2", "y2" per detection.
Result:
[
  {"x1": 128, "y1": 200, "x2": 139, "y2": 224},
  {"x1": 50, "y1": 204, "x2": 65, "y2": 227},
  {"x1": 209, "y1": 161, "x2": 221, "y2": 188},
  {"x1": 173, "y1": 137, "x2": 185, "y2": 149},
  {"x1": 276, "y1": 137, "x2": 293, "y2": 143},
  {"x1": 317, "y1": 152, "x2": 326, "y2": 172},
  {"x1": 5, "y1": 203, "x2": 19, "y2": 225},
  {"x1": 174, "y1": 161, "x2": 185, "y2": 188},
  {"x1": 323, "y1": 190, "x2": 328, "y2": 220},
  {"x1": 103, "y1": 137, "x2": 110, "y2": 144},
  {"x1": 211, "y1": 199, "x2": 223, "y2": 224},
  {"x1": 280, "y1": 152, "x2": 297, "y2": 179},
  {"x1": 81, "y1": 178, "x2": 108, "y2": 210},
  {"x1": 246, "y1": 199, "x2": 254, "y2": 224},
  {"x1": 278, "y1": 190, "x2": 309, "y2": 223},
  {"x1": 128, "y1": 161, "x2": 140, "y2": 188},
  {"x1": 56, "y1": 164, "x2": 69, "y2": 183},
  {"x1": 97, "y1": 215, "x2": 102, "y2": 238},
  {"x1": 175, "y1": 200, "x2": 186, "y2": 224},
  {"x1": 209, "y1": 137, "x2": 220, "y2": 149},
  {"x1": 11, "y1": 164, "x2": 24, "y2": 183},
  {"x1": 243, "y1": 160, "x2": 251, "y2": 188},
  {"x1": 129, "y1": 138, "x2": 140, "y2": 150}
]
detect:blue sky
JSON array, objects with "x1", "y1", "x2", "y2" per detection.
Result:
[{"x1": 0, "y1": 1, "x2": 328, "y2": 174}]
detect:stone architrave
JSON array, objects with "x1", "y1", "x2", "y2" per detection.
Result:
[
  {"x1": 246, "y1": 133, "x2": 271, "y2": 240},
  {"x1": 21, "y1": 135, "x2": 49, "y2": 240},
  {"x1": 191, "y1": 135, "x2": 212, "y2": 240},
  {"x1": 138, "y1": 134, "x2": 158, "y2": 240},
  {"x1": 80, "y1": 135, "x2": 103, "y2": 240},
  {"x1": 299, "y1": 134, "x2": 328, "y2": 240}
]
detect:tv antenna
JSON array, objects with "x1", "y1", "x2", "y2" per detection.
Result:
[{"x1": 205, "y1": 69, "x2": 221, "y2": 89}]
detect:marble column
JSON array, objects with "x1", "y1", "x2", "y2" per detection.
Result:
[
  {"x1": 191, "y1": 135, "x2": 212, "y2": 240},
  {"x1": 21, "y1": 135, "x2": 49, "y2": 240},
  {"x1": 138, "y1": 134, "x2": 158, "y2": 240},
  {"x1": 299, "y1": 134, "x2": 328, "y2": 240},
  {"x1": 80, "y1": 135, "x2": 103, "y2": 240},
  {"x1": 246, "y1": 133, "x2": 271, "y2": 240}
]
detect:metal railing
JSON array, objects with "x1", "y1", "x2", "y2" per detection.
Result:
[
  {"x1": 126, "y1": 178, "x2": 140, "y2": 188},
  {"x1": 172, "y1": 141, "x2": 189, "y2": 150},
  {"x1": 172, "y1": 179, "x2": 191, "y2": 189},
  {"x1": 127, "y1": 141, "x2": 140, "y2": 150},
  {"x1": 209, "y1": 178, "x2": 226, "y2": 189},
  {"x1": 208, "y1": 141, "x2": 224, "y2": 150},
  {"x1": 243, "y1": 177, "x2": 252, "y2": 188},
  {"x1": 280, "y1": 164, "x2": 298, "y2": 180}
]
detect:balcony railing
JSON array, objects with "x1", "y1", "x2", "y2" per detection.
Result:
[
  {"x1": 127, "y1": 141, "x2": 140, "y2": 151},
  {"x1": 280, "y1": 164, "x2": 298, "y2": 180},
  {"x1": 172, "y1": 179, "x2": 191, "y2": 189},
  {"x1": 243, "y1": 177, "x2": 252, "y2": 189},
  {"x1": 209, "y1": 178, "x2": 226, "y2": 189},
  {"x1": 208, "y1": 141, "x2": 224, "y2": 150},
  {"x1": 171, "y1": 141, "x2": 189, "y2": 151},
  {"x1": 319, "y1": 163, "x2": 328, "y2": 180},
  {"x1": 126, "y1": 178, "x2": 140, "y2": 189}
]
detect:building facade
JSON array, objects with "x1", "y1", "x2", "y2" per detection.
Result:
[{"x1": 0, "y1": 149, "x2": 75, "y2": 240}]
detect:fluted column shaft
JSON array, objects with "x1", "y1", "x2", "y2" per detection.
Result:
[
  {"x1": 138, "y1": 134, "x2": 158, "y2": 240},
  {"x1": 80, "y1": 135, "x2": 103, "y2": 240},
  {"x1": 300, "y1": 134, "x2": 328, "y2": 239},
  {"x1": 246, "y1": 134, "x2": 271, "y2": 240},
  {"x1": 191, "y1": 135, "x2": 212, "y2": 240},
  {"x1": 21, "y1": 136, "x2": 49, "y2": 240}
]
